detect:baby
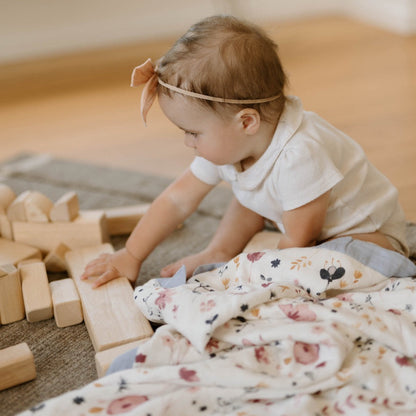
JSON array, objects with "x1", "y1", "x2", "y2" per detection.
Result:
[{"x1": 82, "y1": 15, "x2": 408, "y2": 288}]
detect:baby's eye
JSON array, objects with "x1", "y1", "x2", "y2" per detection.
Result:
[{"x1": 186, "y1": 131, "x2": 198, "y2": 138}]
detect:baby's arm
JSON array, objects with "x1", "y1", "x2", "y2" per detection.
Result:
[
  {"x1": 278, "y1": 190, "x2": 331, "y2": 249},
  {"x1": 206, "y1": 197, "x2": 265, "y2": 257},
  {"x1": 160, "y1": 197, "x2": 265, "y2": 278},
  {"x1": 82, "y1": 169, "x2": 215, "y2": 287}
]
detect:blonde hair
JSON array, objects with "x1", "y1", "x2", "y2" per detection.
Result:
[{"x1": 156, "y1": 15, "x2": 287, "y2": 122}]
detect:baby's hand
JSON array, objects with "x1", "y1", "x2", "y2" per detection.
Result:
[
  {"x1": 160, "y1": 248, "x2": 231, "y2": 279},
  {"x1": 81, "y1": 248, "x2": 141, "y2": 288}
]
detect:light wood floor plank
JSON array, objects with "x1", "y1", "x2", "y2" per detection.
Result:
[{"x1": 1, "y1": 16, "x2": 415, "y2": 220}]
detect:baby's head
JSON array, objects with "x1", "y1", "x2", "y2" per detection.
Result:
[{"x1": 156, "y1": 15, "x2": 287, "y2": 123}]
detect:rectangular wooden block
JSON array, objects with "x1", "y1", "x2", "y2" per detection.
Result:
[
  {"x1": 6, "y1": 190, "x2": 30, "y2": 222},
  {"x1": 0, "y1": 264, "x2": 25, "y2": 324},
  {"x1": 104, "y1": 203, "x2": 150, "y2": 236},
  {"x1": 12, "y1": 210, "x2": 109, "y2": 254},
  {"x1": 95, "y1": 339, "x2": 148, "y2": 378},
  {"x1": 20, "y1": 261, "x2": 53, "y2": 322},
  {"x1": 0, "y1": 213, "x2": 14, "y2": 239},
  {"x1": 50, "y1": 191, "x2": 79, "y2": 222},
  {"x1": 0, "y1": 184, "x2": 16, "y2": 211},
  {"x1": 49, "y1": 278, "x2": 83, "y2": 327},
  {"x1": 0, "y1": 238, "x2": 42, "y2": 266},
  {"x1": 66, "y1": 244, "x2": 153, "y2": 352},
  {"x1": 0, "y1": 342, "x2": 36, "y2": 391}
]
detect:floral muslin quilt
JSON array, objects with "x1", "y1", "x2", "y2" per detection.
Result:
[{"x1": 21, "y1": 247, "x2": 416, "y2": 415}]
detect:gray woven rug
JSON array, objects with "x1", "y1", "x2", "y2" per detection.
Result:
[
  {"x1": 0, "y1": 153, "x2": 232, "y2": 416},
  {"x1": 1, "y1": 154, "x2": 415, "y2": 416}
]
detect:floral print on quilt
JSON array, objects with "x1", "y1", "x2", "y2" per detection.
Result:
[{"x1": 21, "y1": 247, "x2": 416, "y2": 415}]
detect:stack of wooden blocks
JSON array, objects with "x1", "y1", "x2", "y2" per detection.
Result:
[{"x1": 0, "y1": 184, "x2": 153, "y2": 391}]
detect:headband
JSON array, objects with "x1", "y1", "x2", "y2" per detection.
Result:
[{"x1": 131, "y1": 58, "x2": 281, "y2": 124}]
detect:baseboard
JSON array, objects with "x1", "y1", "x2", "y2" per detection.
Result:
[
  {"x1": 1, "y1": 0, "x2": 415, "y2": 65},
  {"x1": 0, "y1": 0, "x2": 340, "y2": 65}
]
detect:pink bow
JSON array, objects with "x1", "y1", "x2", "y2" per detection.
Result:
[{"x1": 131, "y1": 58, "x2": 158, "y2": 125}]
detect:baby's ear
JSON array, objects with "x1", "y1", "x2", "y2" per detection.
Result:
[{"x1": 236, "y1": 108, "x2": 260, "y2": 135}]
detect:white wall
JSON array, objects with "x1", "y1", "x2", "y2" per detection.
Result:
[
  {"x1": 342, "y1": 0, "x2": 416, "y2": 35},
  {"x1": 0, "y1": 0, "x2": 220, "y2": 64},
  {"x1": 0, "y1": 0, "x2": 415, "y2": 65}
]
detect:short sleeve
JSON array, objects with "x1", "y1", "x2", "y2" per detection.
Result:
[
  {"x1": 277, "y1": 141, "x2": 343, "y2": 211},
  {"x1": 190, "y1": 157, "x2": 222, "y2": 185}
]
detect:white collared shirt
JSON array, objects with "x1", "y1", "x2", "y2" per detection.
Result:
[{"x1": 190, "y1": 96, "x2": 407, "y2": 248}]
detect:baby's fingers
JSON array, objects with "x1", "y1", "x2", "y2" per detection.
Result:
[
  {"x1": 81, "y1": 263, "x2": 106, "y2": 280},
  {"x1": 92, "y1": 268, "x2": 120, "y2": 289},
  {"x1": 81, "y1": 256, "x2": 111, "y2": 280},
  {"x1": 160, "y1": 262, "x2": 180, "y2": 277},
  {"x1": 84, "y1": 254, "x2": 111, "y2": 269}
]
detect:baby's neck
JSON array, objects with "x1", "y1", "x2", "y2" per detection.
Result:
[{"x1": 237, "y1": 117, "x2": 279, "y2": 172}]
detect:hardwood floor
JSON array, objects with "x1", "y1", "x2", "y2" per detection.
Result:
[{"x1": 0, "y1": 16, "x2": 415, "y2": 220}]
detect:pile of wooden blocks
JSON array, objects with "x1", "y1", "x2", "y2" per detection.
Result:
[
  {"x1": 1, "y1": 185, "x2": 109, "y2": 253},
  {"x1": 0, "y1": 184, "x2": 153, "y2": 390}
]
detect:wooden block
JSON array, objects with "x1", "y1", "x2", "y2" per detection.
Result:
[
  {"x1": 12, "y1": 210, "x2": 109, "y2": 254},
  {"x1": 0, "y1": 264, "x2": 25, "y2": 324},
  {"x1": 50, "y1": 191, "x2": 79, "y2": 222},
  {"x1": 7, "y1": 190, "x2": 31, "y2": 221},
  {"x1": 66, "y1": 244, "x2": 153, "y2": 352},
  {"x1": 17, "y1": 258, "x2": 42, "y2": 268},
  {"x1": 20, "y1": 261, "x2": 53, "y2": 322},
  {"x1": 44, "y1": 243, "x2": 70, "y2": 272},
  {"x1": 0, "y1": 184, "x2": 16, "y2": 211},
  {"x1": 6, "y1": 190, "x2": 53, "y2": 223},
  {"x1": 24, "y1": 191, "x2": 54, "y2": 223},
  {"x1": 0, "y1": 213, "x2": 13, "y2": 240},
  {"x1": 49, "y1": 278, "x2": 83, "y2": 327},
  {"x1": 0, "y1": 238, "x2": 42, "y2": 266},
  {"x1": 95, "y1": 339, "x2": 148, "y2": 378},
  {"x1": 0, "y1": 343, "x2": 36, "y2": 391},
  {"x1": 243, "y1": 230, "x2": 282, "y2": 252},
  {"x1": 104, "y1": 203, "x2": 150, "y2": 236}
]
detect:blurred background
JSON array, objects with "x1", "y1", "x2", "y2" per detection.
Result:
[{"x1": 0, "y1": 0, "x2": 415, "y2": 220}]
